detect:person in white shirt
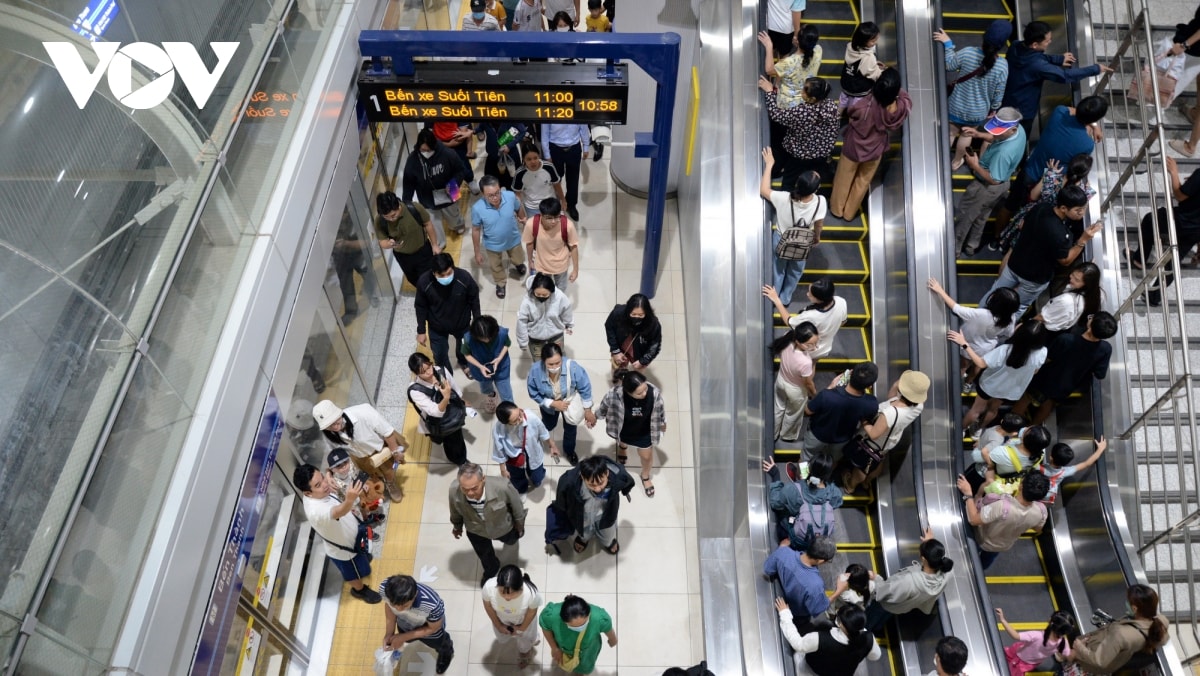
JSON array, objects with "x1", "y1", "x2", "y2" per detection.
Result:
[
  {"x1": 928, "y1": 277, "x2": 1019, "y2": 392},
  {"x1": 764, "y1": 0, "x2": 806, "y2": 58},
  {"x1": 312, "y1": 400, "x2": 406, "y2": 502},
  {"x1": 407, "y1": 352, "x2": 470, "y2": 466},
  {"x1": 765, "y1": 276, "x2": 848, "y2": 363},
  {"x1": 293, "y1": 464, "x2": 382, "y2": 603},
  {"x1": 481, "y1": 565, "x2": 543, "y2": 668}
]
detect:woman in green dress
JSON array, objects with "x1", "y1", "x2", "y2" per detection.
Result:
[{"x1": 539, "y1": 595, "x2": 617, "y2": 674}]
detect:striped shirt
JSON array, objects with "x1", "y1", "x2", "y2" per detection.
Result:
[
  {"x1": 944, "y1": 44, "x2": 1008, "y2": 126},
  {"x1": 380, "y1": 580, "x2": 447, "y2": 638}
]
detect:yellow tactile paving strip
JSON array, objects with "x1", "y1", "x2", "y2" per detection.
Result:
[{"x1": 326, "y1": 219, "x2": 467, "y2": 672}]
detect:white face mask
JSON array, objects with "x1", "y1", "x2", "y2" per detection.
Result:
[
  {"x1": 568, "y1": 619, "x2": 589, "y2": 632},
  {"x1": 332, "y1": 464, "x2": 352, "y2": 480},
  {"x1": 548, "y1": 366, "x2": 561, "y2": 374},
  {"x1": 556, "y1": 26, "x2": 571, "y2": 31},
  {"x1": 420, "y1": 150, "x2": 435, "y2": 159}
]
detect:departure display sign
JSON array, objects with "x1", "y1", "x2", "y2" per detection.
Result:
[{"x1": 357, "y1": 61, "x2": 629, "y2": 124}]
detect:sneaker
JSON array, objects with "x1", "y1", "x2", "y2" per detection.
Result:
[
  {"x1": 565, "y1": 452, "x2": 580, "y2": 466},
  {"x1": 436, "y1": 648, "x2": 454, "y2": 674},
  {"x1": 514, "y1": 263, "x2": 527, "y2": 276},
  {"x1": 568, "y1": 207, "x2": 580, "y2": 222},
  {"x1": 593, "y1": 142, "x2": 604, "y2": 161},
  {"x1": 350, "y1": 586, "x2": 382, "y2": 604},
  {"x1": 986, "y1": 241, "x2": 1000, "y2": 252},
  {"x1": 961, "y1": 381, "x2": 976, "y2": 395},
  {"x1": 482, "y1": 392, "x2": 499, "y2": 413},
  {"x1": 496, "y1": 284, "x2": 506, "y2": 299},
  {"x1": 785, "y1": 462, "x2": 801, "y2": 482}
]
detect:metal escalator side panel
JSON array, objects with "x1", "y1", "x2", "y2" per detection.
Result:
[{"x1": 895, "y1": 0, "x2": 1009, "y2": 670}]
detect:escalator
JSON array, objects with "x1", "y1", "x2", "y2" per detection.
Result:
[{"x1": 762, "y1": 1, "x2": 906, "y2": 673}]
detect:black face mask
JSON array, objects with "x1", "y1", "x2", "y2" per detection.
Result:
[
  {"x1": 629, "y1": 318, "x2": 643, "y2": 326},
  {"x1": 534, "y1": 295, "x2": 549, "y2": 302}
]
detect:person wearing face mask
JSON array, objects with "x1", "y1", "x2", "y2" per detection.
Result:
[
  {"x1": 589, "y1": 370, "x2": 667, "y2": 498},
  {"x1": 402, "y1": 129, "x2": 472, "y2": 249},
  {"x1": 415, "y1": 253, "x2": 481, "y2": 375},
  {"x1": 516, "y1": 273, "x2": 574, "y2": 363},
  {"x1": 553, "y1": 454, "x2": 634, "y2": 555},
  {"x1": 527, "y1": 342, "x2": 595, "y2": 466},
  {"x1": 604, "y1": 293, "x2": 662, "y2": 371},
  {"x1": 482, "y1": 565, "x2": 543, "y2": 668},
  {"x1": 462, "y1": 0, "x2": 501, "y2": 30},
  {"x1": 325, "y1": 447, "x2": 387, "y2": 525},
  {"x1": 312, "y1": 400, "x2": 407, "y2": 503},
  {"x1": 539, "y1": 594, "x2": 617, "y2": 674},
  {"x1": 770, "y1": 322, "x2": 820, "y2": 442},
  {"x1": 492, "y1": 401, "x2": 559, "y2": 495}
]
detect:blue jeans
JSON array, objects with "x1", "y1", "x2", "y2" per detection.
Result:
[
  {"x1": 982, "y1": 266, "x2": 1047, "y2": 318},
  {"x1": 506, "y1": 460, "x2": 546, "y2": 494},
  {"x1": 541, "y1": 406, "x2": 578, "y2": 460},
  {"x1": 772, "y1": 230, "x2": 808, "y2": 305},
  {"x1": 467, "y1": 357, "x2": 513, "y2": 402}
]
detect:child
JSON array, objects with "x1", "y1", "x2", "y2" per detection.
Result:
[
  {"x1": 1041, "y1": 437, "x2": 1107, "y2": 504},
  {"x1": 996, "y1": 607, "x2": 1075, "y2": 676},
  {"x1": 828, "y1": 563, "x2": 875, "y2": 617},
  {"x1": 461, "y1": 315, "x2": 515, "y2": 411},
  {"x1": 975, "y1": 412, "x2": 1024, "y2": 455},
  {"x1": 928, "y1": 278, "x2": 1019, "y2": 391},
  {"x1": 485, "y1": 0, "x2": 508, "y2": 28},
  {"x1": 585, "y1": 0, "x2": 611, "y2": 32}
]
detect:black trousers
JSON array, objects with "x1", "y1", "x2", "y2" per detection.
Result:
[
  {"x1": 436, "y1": 429, "x2": 468, "y2": 466},
  {"x1": 1141, "y1": 207, "x2": 1200, "y2": 304},
  {"x1": 466, "y1": 528, "x2": 521, "y2": 582},
  {"x1": 549, "y1": 142, "x2": 583, "y2": 212},
  {"x1": 393, "y1": 241, "x2": 433, "y2": 288}
]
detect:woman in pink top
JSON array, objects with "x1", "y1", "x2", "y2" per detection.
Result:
[
  {"x1": 830, "y1": 68, "x2": 912, "y2": 221},
  {"x1": 995, "y1": 607, "x2": 1076, "y2": 676},
  {"x1": 770, "y1": 321, "x2": 820, "y2": 441}
]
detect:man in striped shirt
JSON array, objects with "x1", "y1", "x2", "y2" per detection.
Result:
[{"x1": 381, "y1": 575, "x2": 455, "y2": 674}]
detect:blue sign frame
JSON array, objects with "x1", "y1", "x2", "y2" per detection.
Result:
[{"x1": 357, "y1": 30, "x2": 681, "y2": 298}]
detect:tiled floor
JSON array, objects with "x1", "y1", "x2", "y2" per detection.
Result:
[{"x1": 324, "y1": 145, "x2": 700, "y2": 674}]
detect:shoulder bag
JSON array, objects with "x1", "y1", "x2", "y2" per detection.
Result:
[
  {"x1": 562, "y1": 360, "x2": 586, "y2": 426},
  {"x1": 407, "y1": 377, "x2": 467, "y2": 440},
  {"x1": 558, "y1": 622, "x2": 587, "y2": 671},
  {"x1": 947, "y1": 65, "x2": 985, "y2": 96},
  {"x1": 774, "y1": 196, "x2": 824, "y2": 261}
]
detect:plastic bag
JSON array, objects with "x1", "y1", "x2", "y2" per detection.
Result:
[{"x1": 374, "y1": 647, "x2": 401, "y2": 676}]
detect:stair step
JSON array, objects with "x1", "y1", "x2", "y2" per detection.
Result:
[{"x1": 774, "y1": 283, "x2": 871, "y2": 329}]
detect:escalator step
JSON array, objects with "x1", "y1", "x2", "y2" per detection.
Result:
[
  {"x1": 800, "y1": 240, "x2": 869, "y2": 283},
  {"x1": 984, "y1": 582, "x2": 1058, "y2": 623},
  {"x1": 770, "y1": 326, "x2": 872, "y2": 369},
  {"x1": 954, "y1": 273, "x2": 996, "y2": 306}
]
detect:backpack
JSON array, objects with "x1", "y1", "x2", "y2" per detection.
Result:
[
  {"x1": 530, "y1": 214, "x2": 569, "y2": 253},
  {"x1": 774, "y1": 196, "x2": 823, "y2": 262},
  {"x1": 786, "y1": 500, "x2": 835, "y2": 549},
  {"x1": 406, "y1": 380, "x2": 467, "y2": 440}
]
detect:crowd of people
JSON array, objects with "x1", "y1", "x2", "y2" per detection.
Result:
[{"x1": 757, "y1": 7, "x2": 1175, "y2": 675}]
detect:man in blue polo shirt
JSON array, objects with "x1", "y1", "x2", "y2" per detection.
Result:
[
  {"x1": 471, "y1": 174, "x2": 528, "y2": 298},
  {"x1": 763, "y1": 535, "x2": 837, "y2": 634},
  {"x1": 953, "y1": 107, "x2": 1026, "y2": 257}
]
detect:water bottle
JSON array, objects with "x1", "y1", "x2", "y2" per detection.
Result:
[{"x1": 497, "y1": 126, "x2": 519, "y2": 146}]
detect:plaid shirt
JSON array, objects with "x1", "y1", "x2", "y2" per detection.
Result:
[{"x1": 595, "y1": 382, "x2": 667, "y2": 447}]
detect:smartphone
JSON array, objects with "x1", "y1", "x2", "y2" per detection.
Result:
[{"x1": 356, "y1": 471, "x2": 371, "y2": 484}]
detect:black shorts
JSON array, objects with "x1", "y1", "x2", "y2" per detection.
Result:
[
  {"x1": 975, "y1": 380, "x2": 995, "y2": 401},
  {"x1": 1003, "y1": 172, "x2": 1036, "y2": 212},
  {"x1": 767, "y1": 29, "x2": 795, "y2": 59}
]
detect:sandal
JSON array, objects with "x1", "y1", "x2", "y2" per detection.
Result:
[
  {"x1": 517, "y1": 650, "x2": 534, "y2": 668},
  {"x1": 617, "y1": 444, "x2": 628, "y2": 465},
  {"x1": 641, "y1": 475, "x2": 655, "y2": 498},
  {"x1": 573, "y1": 536, "x2": 587, "y2": 553},
  {"x1": 603, "y1": 539, "x2": 620, "y2": 555}
]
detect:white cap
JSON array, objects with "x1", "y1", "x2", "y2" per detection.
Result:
[{"x1": 312, "y1": 400, "x2": 344, "y2": 430}]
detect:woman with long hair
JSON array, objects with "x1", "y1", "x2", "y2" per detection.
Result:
[
  {"x1": 482, "y1": 565, "x2": 542, "y2": 668},
  {"x1": 929, "y1": 279, "x2": 1019, "y2": 390},
  {"x1": 1034, "y1": 262, "x2": 1101, "y2": 334},
  {"x1": 759, "y1": 24, "x2": 824, "y2": 108},
  {"x1": 950, "y1": 319, "x2": 1049, "y2": 434},
  {"x1": 771, "y1": 322, "x2": 820, "y2": 441},
  {"x1": 866, "y1": 528, "x2": 955, "y2": 632},
  {"x1": 777, "y1": 602, "x2": 882, "y2": 675},
  {"x1": 934, "y1": 20, "x2": 1013, "y2": 169},
  {"x1": 604, "y1": 293, "x2": 663, "y2": 371},
  {"x1": 765, "y1": 276, "x2": 848, "y2": 362},
  {"x1": 1067, "y1": 584, "x2": 1169, "y2": 674},
  {"x1": 830, "y1": 68, "x2": 912, "y2": 221},
  {"x1": 589, "y1": 370, "x2": 667, "y2": 497}
]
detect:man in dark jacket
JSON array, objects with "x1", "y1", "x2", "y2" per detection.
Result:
[
  {"x1": 402, "y1": 128, "x2": 473, "y2": 250},
  {"x1": 1002, "y1": 21, "x2": 1111, "y2": 135},
  {"x1": 415, "y1": 253, "x2": 481, "y2": 374},
  {"x1": 553, "y1": 455, "x2": 634, "y2": 556}
]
